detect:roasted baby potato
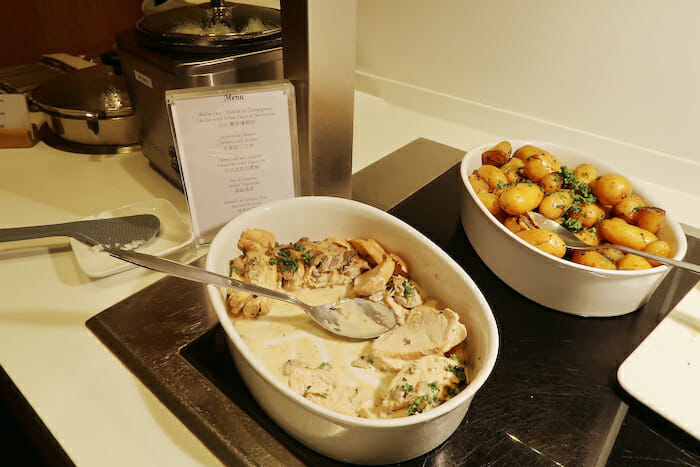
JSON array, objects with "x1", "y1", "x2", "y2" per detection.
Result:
[
  {"x1": 500, "y1": 157, "x2": 525, "y2": 184},
  {"x1": 539, "y1": 172, "x2": 563, "y2": 194},
  {"x1": 499, "y1": 182, "x2": 544, "y2": 216},
  {"x1": 516, "y1": 229, "x2": 566, "y2": 258},
  {"x1": 592, "y1": 174, "x2": 632, "y2": 206},
  {"x1": 598, "y1": 247, "x2": 625, "y2": 264},
  {"x1": 514, "y1": 144, "x2": 552, "y2": 162},
  {"x1": 523, "y1": 152, "x2": 562, "y2": 183},
  {"x1": 567, "y1": 202, "x2": 606, "y2": 228},
  {"x1": 598, "y1": 219, "x2": 657, "y2": 250},
  {"x1": 475, "y1": 165, "x2": 508, "y2": 190},
  {"x1": 644, "y1": 240, "x2": 672, "y2": 266},
  {"x1": 636, "y1": 207, "x2": 666, "y2": 234},
  {"x1": 571, "y1": 250, "x2": 617, "y2": 270},
  {"x1": 468, "y1": 174, "x2": 491, "y2": 195},
  {"x1": 539, "y1": 190, "x2": 574, "y2": 219},
  {"x1": 573, "y1": 228, "x2": 603, "y2": 246},
  {"x1": 478, "y1": 192, "x2": 503, "y2": 216},
  {"x1": 574, "y1": 164, "x2": 597, "y2": 187},
  {"x1": 618, "y1": 254, "x2": 652, "y2": 270},
  {"x1": 481, "y1": 141, "x2": 511, "y2": 167},
  {"x1": 504, "y1": 216, "x2": 530, "y2": 234},
  {"x1": 611, "y1": 195, "x2": 645, "y2": 223}
]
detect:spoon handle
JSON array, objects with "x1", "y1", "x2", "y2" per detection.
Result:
[
  {"x1": 0, "y1": 223, "x2": 79, "y2": 242},
  {"x1": 107, "y1": 248, "x2": 307, "y2": 306},
  {"x1": 610, "y1": 244, "x2": 700, "y2": 275}
]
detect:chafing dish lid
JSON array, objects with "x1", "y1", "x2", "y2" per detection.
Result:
[
  {"x1": 136, "y1": 2, "x2": 281, "y2": 52},
  {"x1": 31, "y1": 66, "x2": 133, "y2": 119}
]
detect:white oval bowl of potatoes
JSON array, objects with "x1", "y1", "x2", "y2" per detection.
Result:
[{"x1": 460, "y1": 139, "x2": 688, "y2": 317}]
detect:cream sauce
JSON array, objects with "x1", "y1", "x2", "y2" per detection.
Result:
[{"x1": 231, "y1": 285, "x2": 394, "y2": 412}]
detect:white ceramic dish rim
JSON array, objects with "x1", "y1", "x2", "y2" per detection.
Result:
[
  {"x1": 206, "y1": 196, "x2": 500, "y2": 429},
  {"x1": 460, "y1": 139, "x2": 688, "y2": 277}
]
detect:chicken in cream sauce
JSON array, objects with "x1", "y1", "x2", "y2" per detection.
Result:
[{"x1": 226, "y1": 228, "x2": 469, "y2": 418}]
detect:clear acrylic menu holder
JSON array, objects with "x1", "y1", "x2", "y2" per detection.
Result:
[{"x1": 166, "y1": 80, "x2": 300, "y2": 245}]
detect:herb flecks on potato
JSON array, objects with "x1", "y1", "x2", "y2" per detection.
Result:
[{"x1": 473, "y1": 142, "x2": 671, "y2": 270}]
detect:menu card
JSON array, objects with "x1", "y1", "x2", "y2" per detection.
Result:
[{"x1": 167, "y1": 80, "x2": 300, "y2": 244}]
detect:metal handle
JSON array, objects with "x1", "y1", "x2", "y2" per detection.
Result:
[
  {"x1": 107, "y1": 248, "x2": 307, "y2": 307},
  {"x1": 612, "y1": 244, "x2": 700, "y2": 275},
  {"x1": 0, "y1": 222, "x2": 81, "y2": 243}
]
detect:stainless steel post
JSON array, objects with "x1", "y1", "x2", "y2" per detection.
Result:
[{"x1": 280, "y1": 0, "x2": 356, "y2": 197}]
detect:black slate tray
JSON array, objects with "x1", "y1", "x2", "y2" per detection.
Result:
[{"x1": 88, "y1": 162, "x2": 700, "y2": 466}]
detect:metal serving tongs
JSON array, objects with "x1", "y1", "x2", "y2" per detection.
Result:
[{"x1": 0, "y1": 215, "x2": 161, "y2": 248}]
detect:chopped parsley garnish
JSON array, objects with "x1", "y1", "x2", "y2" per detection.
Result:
[
  {"x1": 560, "y1": 166, "x2": 597, "y2": 205},
  {"x1": 269, "y1": 248, "x2": 299, "y2": 272},
  {"x1": 559, "y1": 166, "x2": 598, "y2": 232},
  {"x1": 446, "y1": 357, "x2": 467, "y2": 388},
  {"x1": 495, "y1": 181, "x2": 511, "y2": 190},
  {"x1": 292, "y1": 242, "x2": 305, "y2": 252},
  {"x1": 407, "y1": 395, "x2": 429, "y2": 416},
  {"x1": 319, "y1": 362, "x2": 332, "y2": 370},
  {"x1": 229, "y1": 260, "x2": 240, "y2": 275},
  {"x1": 402, "y1": 280, "x2": 415, "y2": 296},
  {"x1": 428, "y1": 381, "x2": 440, "y2": 393},
  {"x1": 567, "y1": 202, "x2": 583, "y2": 214},
  {"x1": 562, "y1": 217, "x2": 584, "y2": 232},
  {"x1": 301, "y1": 250, "x2": 315, "y2": 266},
  {"x1": 399, "y1": 383, "x2": 414, "y2": 395}
]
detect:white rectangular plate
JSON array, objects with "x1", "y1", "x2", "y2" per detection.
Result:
[{"x1": 618, "y1": 284, "x2": 700, "y2": 439}]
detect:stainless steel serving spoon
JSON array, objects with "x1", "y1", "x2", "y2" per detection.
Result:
[
  {"x1": 523, "y1": 211, "x2": 700, "y2": 274},
  {"x1": 0, "y1": 215, "x2": 161, "y2": 248},
  {"x1": 107, "y1": 248, "x2": 398, "y2": 340}
]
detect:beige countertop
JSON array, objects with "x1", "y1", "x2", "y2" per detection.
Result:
[{"x1": 1, "y1": 91, "x2": 698, "y2": 466}]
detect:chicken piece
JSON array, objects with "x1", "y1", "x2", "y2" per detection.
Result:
[
  {"x1": 227, "y1": 261, "x2": 253, "y2": 315},
  {"x1": 379, "y1": 354, "x2": 466, "y2": 415},
  {"x1": 384, "y1": 295, "x2": 409, "y2": 325},
  {"x1": 237, "y1": 228, "x2": 275, "y2": 253},
  {"x1": 305, "y1": 267, "x2": 332, "y2": 288},
  {"x1": 349, "y1": 238, "x2": 387, "y2": 266},
  {"x1": 227, "y1": 292, "x2": 252, "y2": 315},
  {"x1": 245, "y1": 251, "x2": 278, "y2": 289},
  {"x1": 242, "y1": 296, "x2": 270, "y2": 318},
  {"x1": 282, "y1": 359, "x2": 309, "y2": 376},
  {"x1": 288, "y1": 367, "x2": 357, "y2": 416},
  {"x1": 389, "y1": 276, "x2": 424, "y2": 308},
  {"x1": 422, "y1": 298, "x2": 445, "y2": 310},
  {"x1": 389, "y1": 252, "x2": 409, "y2": 276},
  {"x1": 352, "y1": 258, "x2": 395, "y2": 297},
  {"x1": 228, "y1": 250, "x2": 278, "y2": 317},
  {"x1": 270, "y1": 245, "x2": 306, "y2": 290},
  {"x1": 370, "y1": 305, "x2": 467, "y2": 371},
  {"x1": 342, "y1": 252, "x2": 370, "y2": 280}
]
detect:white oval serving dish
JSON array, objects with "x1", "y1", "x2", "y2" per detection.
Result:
[
  {"x1": 460, "y1": 139, "x2": 688, "y2": 317},
  {"x1": 206, "y1": 196, "x2": 499, "y2": 464}
]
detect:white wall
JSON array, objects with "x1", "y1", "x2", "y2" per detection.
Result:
[{"x1": 355, "y1": 0, "x2": 700, "y2": 189}]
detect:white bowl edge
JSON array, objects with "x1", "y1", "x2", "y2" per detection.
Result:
[
  {"x1": 459, "y1": 139, "x2": 688, "y2": 317},
  {"x1": 204, "y1": 196, "x2": 500, "y2": 463}
]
